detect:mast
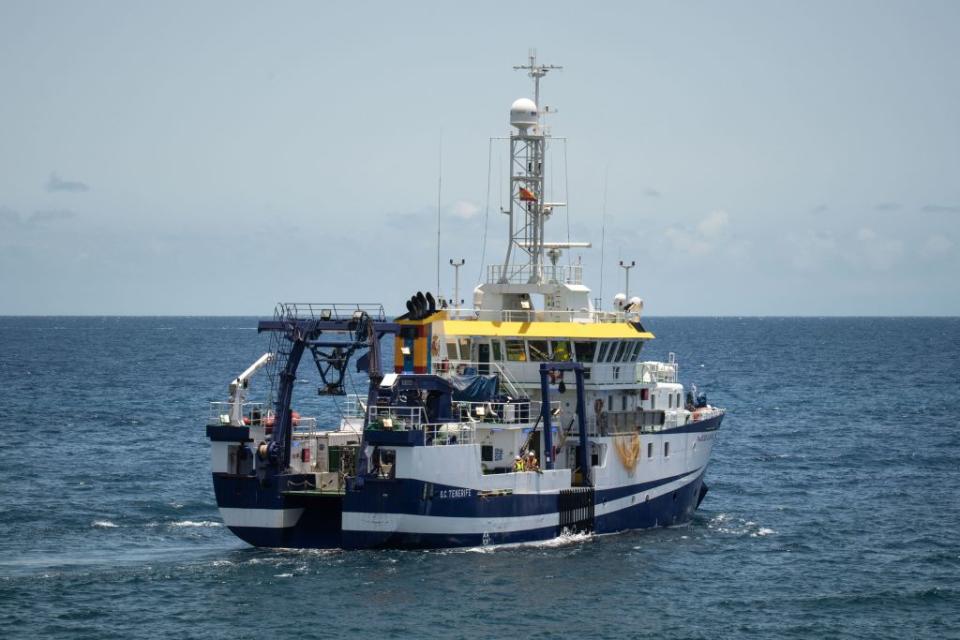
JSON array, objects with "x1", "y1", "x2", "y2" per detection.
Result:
[{"x1": 500, "y1": 51, "x2": 563, "y2": 285}]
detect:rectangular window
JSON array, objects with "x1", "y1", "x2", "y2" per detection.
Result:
[
  {"x1": 606, "y1": 341, "x2": 620, "y2": 363},
  {"x1": 647, "y1": 442, "x2": 653, "y2": 458},
  {"x1": 481, "y1": 445, "x2": 493, "y2": 462},
  {"x1": 597, "y1": 342, "x2": 609, "y2": 362},
  {"x1": 668, "y1": 394, "x2": 673, "y2": 409},
  {"x1": 446, "y1": 341, "x2": 459, "y2": 360},
  {"x1": 528, "y1": 340, "x2": 549, "y2": 361},
  {"x1": 614, "y1": 341, "x2": 629, "y2": 362},
  {"x1": 551, "y1": 340, "x2": 572, "y2": 361},
  {"x1": 664, "y1": 441, "x2": 670, "y2": 457},
  {"x1": 573, "y1": 341, "x2": 597, "y2": 362},
  {"x1": 491, "y1": 340, "x2": 502, "y2": 361},
  {"x1": 608, "y1": 395, "x2": 614, "y2": 411},
  {"x1": 621, "y1": 395, "x2": 627, "y2": 411},
  {"x1": 458, "y1": 338, "x2": 472, "y2": 360},
  {"x1": 505, "y1": 340, "x2": 526, "y2": 361},
  {"x1": 632, "y1": 342, "x2": 644, "y2": 361}
]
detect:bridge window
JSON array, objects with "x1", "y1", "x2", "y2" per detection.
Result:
[
  {"x1": 614, "y1": 341, "x2": 629, "y2": 362},
  {"x1": 458, "y1": 338, "x2": 472, "y2": 360},
  {"x1": 491, "y1": 340, "x2": 502, "y2": 361},
  {"x1": 647, "y1": 442, "x2": 653, "y2": 458},
  {"x1": 605, "y1": 341, "x2": 620, "y2": 363},
  {"x1": 664, "y1": 442, "x2": 670, "y2": 457},
  {"x1": 668, "y1": 394, "x2": 673, "y2": 409},
  {"x1": 573, "y1": 341, "x2": 596, "y2": 362},
  {"x1": 551, "y1": 340, "x2": 572, "y2": 361},
  {"x1": 446, "y1": 341, "x2": 459, "y2": 359},
  {"x1": 629, "y1": 342, "x2": 643, "y2": 362},
  {"x1": 596, "y1": 342, "x2": 610, "y2": 362},
  {"x1": 528, "y1": 340, "x2": 549, "y2": 361},
  {"x1": 505, "y1": 340, "x2": 526, "y2": 361}
]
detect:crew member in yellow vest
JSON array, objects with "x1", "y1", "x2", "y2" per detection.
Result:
[{"x1": 513, "y1": 455, "x2": 524, "y2": 472}]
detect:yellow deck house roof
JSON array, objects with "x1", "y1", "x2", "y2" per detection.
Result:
[{"x1": 440, "y1": 320, "x2": 654, "y2": 340}]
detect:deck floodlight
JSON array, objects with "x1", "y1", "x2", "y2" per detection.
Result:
[{"x1": 321, "y1": 308, "x2": 332, "y2": 320}]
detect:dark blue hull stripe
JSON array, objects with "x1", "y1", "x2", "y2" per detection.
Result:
[{"x1": 217, "y1": 469, "x2": 707, "y2": 549}]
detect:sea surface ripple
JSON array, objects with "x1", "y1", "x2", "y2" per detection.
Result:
[{"x1": 1, "y1": 316, "x2": 958, "y2": 639}]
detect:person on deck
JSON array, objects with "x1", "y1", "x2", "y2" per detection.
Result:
[
  {"x1": 513, "y1": 455, "x2": 524, "y2": 472},
  {"x1": 525, "y1": 451, "x2": 539, "y2": 472}
]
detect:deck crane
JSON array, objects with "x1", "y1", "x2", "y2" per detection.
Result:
[{"x1": 227, "y1": 352, "x2": 273, "y2": 426}]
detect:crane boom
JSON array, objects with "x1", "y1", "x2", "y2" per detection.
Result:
[{"x1": 228, "y1": 352, "x2": 273, "y2": 426}]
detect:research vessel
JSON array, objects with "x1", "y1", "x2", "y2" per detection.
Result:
[{"x1": 205, "y1": 55, "x2": 724, "y2": 549}]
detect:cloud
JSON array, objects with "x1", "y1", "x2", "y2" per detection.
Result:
[
  {"x1": 874, "y1": 202, "x2": 901, "y2": 211},
  {"x1": 787, "y1": 229, "x2": 838, "y2": 272},
  {"x1": 696, "y1": 210, "x2": 729, "y2": 237},
  {"x1": 447, "y1": 200, "x2": 481, "y2": 220},
  {"x1": 664, "y1": 210, "x2": 729, "y2": 256},
  {"x1": 642, "y1": 188, "x2": 661, "y2": 197},
  {"x1": 850, "y1": 227, "x2": 903, "y2": 271},
  {"x1": 46, "y1": 172, "x2": 89, "y2": 193},
  {"x1": 29, "y1": 209, "x2": 77, "y2": 224},
  {"x1": 921, "y1": 204, "x2": 960, "y2": 214},
  {"x1": 923, "y1": 234, "x2": 953, "y2": 256}
]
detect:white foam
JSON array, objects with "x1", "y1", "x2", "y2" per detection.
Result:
[
  {"x1": 170, "y1": 520, "x2": 222, "y2": 528},
  {"x1": 533, "y1": 530, "x2": 594, "y2": 548},
  {"x1": 709, "y1": 513, "x2": 776, "y2": 538},
  {"x1": 452, "y1": 530, "x2": 594, "y2": 554},
  {"x1": 274, "y1": 573, "x2": 293, "y2": 578},
  {"x1": 92, "y1": 520, "x2": 118, "y2": 528}
]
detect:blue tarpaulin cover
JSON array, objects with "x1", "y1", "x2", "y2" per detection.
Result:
[{"x1": 449, "y1": 374, "x2": 498, "y2": 402}]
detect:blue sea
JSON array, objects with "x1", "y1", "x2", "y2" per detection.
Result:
[{"x1": 1, "y1": 316, "x2": 958, "y2": 639}]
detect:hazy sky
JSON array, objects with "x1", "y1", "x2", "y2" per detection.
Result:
[{"x1": 1, "y1": 1, "x2": 958, "y2": 315}]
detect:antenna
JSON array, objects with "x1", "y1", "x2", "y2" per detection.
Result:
[
  {"x1": 498, "y1": 50, "x2": 563, "y2": 285},
  {"x1": 598, "y1": 166, "x2": 609, "y2": 309},
  {"x1": 619, "y1": 260, "x2": 636, "y2": 300},
  {"x1": 513, "y1": 48, "x2": 563, "y2": 119},
  {"x1": 449, "y1": 258, "x2": 465, "y2": 316},
  {"x1": 436, "y1": 129, "x2": 443, "y2": 300}
]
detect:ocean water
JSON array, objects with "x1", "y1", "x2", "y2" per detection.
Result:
[{"x1": 1, "y1": 316, "x2": 958, "y2": 639}]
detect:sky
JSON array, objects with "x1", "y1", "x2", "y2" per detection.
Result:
[{"x1": 1, "y1": 0, "x2": 958, "y2": 315}]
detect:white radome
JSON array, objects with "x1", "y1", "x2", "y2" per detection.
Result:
[
  {"x1": 613, "y1": 293, "x2": 627, "y2": 309},
  {"x1": 510, "y1": 98, "x2": 538, "y2": 131}
]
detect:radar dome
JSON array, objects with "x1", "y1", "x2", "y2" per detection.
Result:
[
  {"x1": 510, "y1": 98, "x2": 538, "y2": 131},
  {"x1": 613, "y1": 293, "x2": 627, "y2": 309},
  {"x1": 628, "y1": 296, "x2": 644, "y2": 313}
]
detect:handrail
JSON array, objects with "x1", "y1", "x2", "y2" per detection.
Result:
[
  {"x1": 274, "y1": 302, "x2": 387, "y2": 322},
  {"x1": 431, "y1": 360, "x2": 525, "y2": 398},
  {"x1": 208, "y1": 401, "x2": 266, "y2": 426},
  {"x1": 486, "y1": 263, "x2": 583, "y2": 286},
  {"x1": 637, "y1": 361, "x2": 678, "y2": 384},
  {"x1": 453, "y1": 399, "x2": 559, "y2": 424},
  {"x1": 445, "y1": 308, "x2": 643, "y2": 324}
]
